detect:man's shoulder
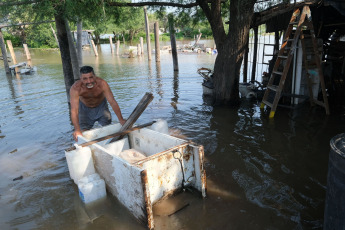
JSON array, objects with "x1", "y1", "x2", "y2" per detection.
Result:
[
  {"x1": 96, "y1": 77, "x2": 108, "y2": 88},
  {"x1": 71, "y1": 80, "x2": 82, "y2": 91}
]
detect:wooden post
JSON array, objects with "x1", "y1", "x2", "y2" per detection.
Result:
[
  {"x1": 144, "y1": 7, "x2": 152, "y2": 61},
  {"x1": 243, "y1": 35, "x2": 249, "y2": 83},
  {"x1": 77, "y1": 19, "x2": 83, "y2": 66},
  {"x1": 137, "y1": 44, "x2": 141, "y2": 56},
  {"x1": 50, "y1": 24, "x2": 59, "y2": 48},
  {"x1": 109, "y1": 36, "x2": 114, "y2": 53},
  {"x1": 6, "y1": 40, "x2": 17, "y2": 64},
  {"x1": 116, "y1": 40, "x2": 120, "y2": 55},
  {"x1": 194, "y1": 33, "x2": 202, "y2": 46},
  {"x1": 109, "y1": 92, "x2": 154, "y2": 143},
  {"x1": 140, "y1": 37, "x2": 144, "y2": 54},
  {"x1": 23, "y1": 44, "x2": 31, "y2": 61},
  {"x1": 154, "y1": 22, "x2": 160, "y2": 62},
  {"x1": 168, "y1": 14, "x2": 178, "y2": 71},
  {"x1": 251, "y1": 26, "x2": 258, "y2": 82},
  {"x1": 0, "y1": 29, "x2": 10, "y2": 74},
  {"x1": 91, "y1": 40, "x2": 98, "y2": 56}
]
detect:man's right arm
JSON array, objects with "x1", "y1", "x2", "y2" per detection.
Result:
[{"x1": 70, "y1": 85, "x2": 82, "y2": 141}]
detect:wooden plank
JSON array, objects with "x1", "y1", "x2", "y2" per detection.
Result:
[
  {"x1": 91, "y1": 40, "x2": 98, "y2": 56},
  {"x1": 144, "y1": 7, "x2": 152, "y2": 61},
  {"x1": 9, "y1": 62, "x2": 26, "y2": 69},
  {"x1": 109, "y1": 92, "x2": 154, "y2": 143},
  {"x1": 109, "y1": 36, "x2": 114, "y2": 53},
  {"x1": 154, "y1": 21, "x2": 160, "y2": 63},
  {"x1": 6, "y1": 40, "x2": 17, "y2": 64},
  {"x1": 168, "y1": 15, "x2": 179, "y2": 72},
  {"x1": 23, "y1": 44, "x2": 31, "y2": 60},
  {"x1": 66, "y1": 121, "x2": 156, "y2": 151}
]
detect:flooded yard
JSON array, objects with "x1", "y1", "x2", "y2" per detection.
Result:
[{"x1": 0, "y1": 42, "x2": 344, "y2": 229}]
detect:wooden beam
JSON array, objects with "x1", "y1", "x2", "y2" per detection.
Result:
[
  {"x1": 169, "y1": 15, "x2": 179, "y2": 72},
  {"x1": 154, "y1": 22, "x2": 160, "y2": 63},
  {"x1": 66, "y1": 121, "x2": 156, "y2": 151},
  {"x1": 109, "y1": 92, "x2": 154, "y2": 143},
  {"x1": 6, "y1": 40, "x2": 17, "y2": 64},
  {"x1": 144, "y1": 7, "x2": 152, "y2": 61}
]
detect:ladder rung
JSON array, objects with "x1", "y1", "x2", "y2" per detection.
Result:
[
  {"x1": 262, "y1": 100, "x2": 273, "y2": 108},
  {"x1": 268, "y1": 85, "x2": 279, "y2": 91},
  {"x1": 273, "y1": 71, "x2": 283, "y2": 75},
  {"x1": 278, "y1": 55, "x2": 288, "y2": 59},
  {"x1": 284, "y1": 39, "x2": 295, "y2": 43}
]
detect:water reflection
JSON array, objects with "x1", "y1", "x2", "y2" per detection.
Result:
[
  {"x1": 171, "y1": 71, "x2": 179, "y2": 110},
  {"x1": 155, "y1": 62, "x2": 163, "y2": 99}
]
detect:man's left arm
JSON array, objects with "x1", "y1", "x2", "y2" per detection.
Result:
[{"x1": 102, "y1": 81, "x2": 126, "y2": 125}]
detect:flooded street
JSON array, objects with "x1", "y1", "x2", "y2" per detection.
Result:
[{"x1": 0, "y1": 43, "x2": 344, "y2": 230}]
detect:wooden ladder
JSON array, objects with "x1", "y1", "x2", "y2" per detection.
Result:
[{"x1": 260, "y1": 5, "x2": 330, "y2": 118}]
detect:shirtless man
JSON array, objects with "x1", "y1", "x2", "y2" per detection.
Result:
[{"x1": 70, "y1": 66, "x2": 126, "y2": 141}]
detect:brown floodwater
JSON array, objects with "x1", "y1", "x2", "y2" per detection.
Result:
[{"x1": 0, "y1": 42, "x2": 344, "y2": 230}]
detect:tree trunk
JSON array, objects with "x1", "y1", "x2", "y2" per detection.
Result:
[
  {"x1": 77, "y1": 19, "x2": 83, "y2": 67},
  {"x1": 200, "y1": 0, "x2": 255, "y2": 105},
  {"x1": 54, "y1": 13, "x2": 74, "y2": 102},
  {"x1": 65, "y1": 19, "x2": 80, "y2": 81},
  {"x1": 129, "y1": 30, "x2": 134, "y2": 45}
]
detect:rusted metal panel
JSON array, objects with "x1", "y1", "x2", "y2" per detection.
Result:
[
  {"x1": 189, "y1": 144, "x2": 207, "y2": 197},
  {"x1": 140, "y1": 144, "x2": 196, "y2": 204},
  {"x1": 140, "y1": 170, "x2": 154, "y2": 229}
]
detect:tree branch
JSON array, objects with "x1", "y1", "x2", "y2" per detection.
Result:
[
  {"x1": 106, "y1": 1, "x2": 198, "y2": 8},
  {"x1": 0, "y1": 0, "x2": 40, "y2": 7},
  {"x1": 0, "y1": 20, "x2": 55, "y2": 29}
]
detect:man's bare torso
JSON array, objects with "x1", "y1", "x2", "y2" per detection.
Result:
[{"x1": 74, "y1": 77, "x2": 105, "y2": 107}]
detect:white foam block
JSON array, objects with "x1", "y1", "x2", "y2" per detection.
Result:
[{"x1": 65, "y1": 147, "x2": 96, "y2": 184}]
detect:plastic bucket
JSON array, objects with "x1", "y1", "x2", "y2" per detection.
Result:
[{"x1": 324, "y1": 133, "x2": 345, "y2": 229}]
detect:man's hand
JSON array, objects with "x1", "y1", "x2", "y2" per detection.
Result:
[
  {"x1": 120, "y1": 119, "x2": 126, "y2": 126},
  {"x1": 73, "y1": 130, "x2": 83, "y2": 142}
]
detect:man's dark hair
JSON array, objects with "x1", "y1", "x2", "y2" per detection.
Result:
[{"x1": 80, "y1": 66, "x2": 94, "y2": 74}]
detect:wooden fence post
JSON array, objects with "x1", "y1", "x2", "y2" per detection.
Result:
[
  {"x1": 154, "y1": 22, "x2": 160, "y2": 63},
  {"x1": 137, "y1": 44, "x2": 141, "y2": 56},
  {"x1": 23, "y1": 44, "x2": 31, "y2": 61},
  {"x1": 109, "y1": 36, "x2": 114, "y2": 54},
  {"x1": 144, "y1": 7, "x2": 152, "y2": 61},
  {"x1": 168, "y1": 15, "x2": 178, "y2": 71},
  {"x1": 6, "y1": 40, "x2": 17, "y2": 64},
  {"x1": 116, "y1": 40, "x2": 120, "y2": 55},
  {"x1": 140, "y1": 37, "x2": 144, "y2": 54},
  {"x1": 91, "y1": 40, "x2": 98, "y2": 56}
]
